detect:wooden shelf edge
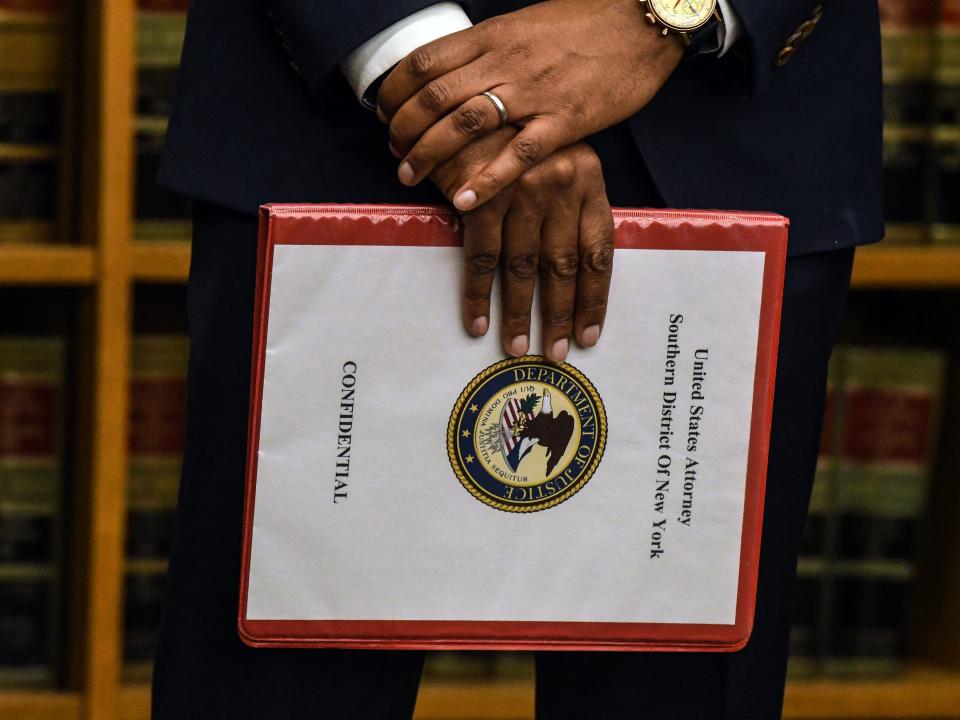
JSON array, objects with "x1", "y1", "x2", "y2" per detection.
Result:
[
  {"x1": 132, "y1": 241, "x2": 190, "y2": 283},
  {"x1": 138, "y1": 242, "x2": 960, "y2": 289},
  {"x1": 0, "y1": 690, "x2": 82, "y2": 720},
  {"x1": 117, "y1": 681, "x2": 536, "y2": 720},
  {"x1": 118, "y1": 684, "x2": 151, "y2": 720},
  {"x1": 2, "y1": 237, "x2": 956, "y2": 290},
  {"x1": 0, "y1": 244, "x2": 96, "y2": 285},
  {"x1": 414, "y1": 680, "x2": 535, "y2": 720},
  {"x1": 113, "y1": 666, "x2": 960, "y2": 720},
  {"x1": 852, "y1": 246, "x2": 960, "y2": 288},
  {"x1": 127, "y1": 242, "x2": 960, "y2": 289},
  {"x1": 414, "y1": 670, "x2": 960, "y2": 720},
  {"x1": 783, "y1": 665, "x2": 960, "y2": 719}
]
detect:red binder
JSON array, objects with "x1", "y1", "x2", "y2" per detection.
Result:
[{"x1": 240, "y1": 205, "x2": 787, "y2": 652}]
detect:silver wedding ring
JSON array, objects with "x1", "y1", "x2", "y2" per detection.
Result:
[{"x1": 481, "y1": 91, "x2": 508, "y2": 129}]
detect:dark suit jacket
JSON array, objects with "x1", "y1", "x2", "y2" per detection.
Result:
[{"x1": 158, "y1": 1, "x2": 884, "y2": 257}]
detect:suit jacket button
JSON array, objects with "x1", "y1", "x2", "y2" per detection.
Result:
[{"x1": 774, "y1": 45, "x2": 796, "y2": 67}]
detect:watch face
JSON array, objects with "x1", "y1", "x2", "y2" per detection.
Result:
[{"x1": 648, "y1": 0, "x2": 716, "y2": 31}]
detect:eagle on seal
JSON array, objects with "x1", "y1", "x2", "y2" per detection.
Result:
[{"x1": 502, "y1": 390, "x2": 575, "y2": 476}]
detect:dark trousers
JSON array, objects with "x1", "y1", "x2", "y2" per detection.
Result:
[{"x1": 152, "y1": 128, "x2": 855, "y2": 719}]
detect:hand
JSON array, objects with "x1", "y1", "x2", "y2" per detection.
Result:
[
  {"x1": 379, "y1": 0, "x2": 683, "y2": 211},
  {"x1": 429, "y1": 131, "x2": 615, "y2": 362}
]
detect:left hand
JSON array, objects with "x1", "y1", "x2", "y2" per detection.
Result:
[
  {"x1": 378, "y1": 0, "x2": 683, "y2": 211},
  {"x1": 428, "y1": 130, "x2": 616, "y2": 362}
]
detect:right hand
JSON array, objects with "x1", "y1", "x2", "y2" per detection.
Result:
[
  {"x1": 426, "y1": 129, "x2": 615, "y2": 363},
  {"x1": 380, "y1": 0, "x2": 681, "y2": 211}
]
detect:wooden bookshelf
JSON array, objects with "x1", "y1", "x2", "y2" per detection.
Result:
[{"x1": 1, "y1": 1, "x2": 959, "y2": 719}]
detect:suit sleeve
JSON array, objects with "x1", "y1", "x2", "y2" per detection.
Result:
[
  {"x1": 728, "y1": 0, "x2": 820, "y2": 93},
  {"x1": 263, "y1": 1, "x2": 471, "y2": 97}
]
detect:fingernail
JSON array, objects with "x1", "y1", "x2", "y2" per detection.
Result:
[
  {"x1": 398, "y1": 161, "x2": 415, "y2": 185},
  {"x1": 388, "y1": 142, "x2": 402, "y2": 159},
  {"x1": 377, "y1": 107, "x2": 388, "y2": 124},
  {"x1": 471, "y1": 316, "x2": 488, "y2": 336},
  {"x1": 582, "y1": 324, "x2": 601, "y2": 347},
  {"x1": 549, "y1": 338, "x2": 569, "y2": 363},
  {"x1": 509, "y1": 335, "x2": 529, "y2": 357},
  {"x1": 454, "y1": 189, "x2": 477, "y2": 211}
]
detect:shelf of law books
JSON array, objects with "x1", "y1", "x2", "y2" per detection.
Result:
[
  {"x1": 133, "y1": 0, "x2": 190, "y2": 245},
  {"x1": 880, "y1": 0, "x2": 958, "y2": 246},
  {"x1": 789, "y1": 289, "x2": 958, "y2": 679},
  {"x1": 0, "y1": 297, "x2": 66, "y2": 689},
  {"x1": 0, "y1": 0, "x2": 70, "y2": 246},
  {"x1": 0, "y1": 0, "x2": 92, "y2": 286},
  {"x1": 1, "y1": 1, "x2": 960, "y2": 719},
  {"x1": 0, "y1": 287, "x2": 79, "y2": 702},
  {"x1": 121, "y1": 286, "x2": 188, "y2": 683},
  {"x1": 0, "y1": 286, "x2": 189, "y2": 692}
]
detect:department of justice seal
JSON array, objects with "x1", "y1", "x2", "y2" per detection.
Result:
[{"x1": 447, "y1": 356, "x2": 607, "y2": 513}]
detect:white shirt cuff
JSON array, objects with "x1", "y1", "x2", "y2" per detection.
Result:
[
  {"x1": 340, "y1": 2, "x2": 473, "y2": 107},
  {"x1": 716, "y1": 0, "x2": 743, "y2": 57}
]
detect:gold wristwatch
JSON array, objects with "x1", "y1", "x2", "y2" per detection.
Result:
[{"x1": 638, "y1": 0, "x2": 722, "y2": 48}]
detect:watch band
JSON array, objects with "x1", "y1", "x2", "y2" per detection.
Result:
[{"x1": 686, "y1": 8, "x2": 724, "y2": 55}]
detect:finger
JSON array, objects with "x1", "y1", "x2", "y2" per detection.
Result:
[
  {"x1": 574, "y1": 185, "x2": 615, "y2": 349},
  {"x1": 388, "y1": 59, "x2": 494, "y2": 158},
  {"x1": 499, "y1": 198, "x2": 542, "y2": 357},
  {"x1": 461, "y1": 204, "x2": 505, "y2": 338},
  {"x1": 398, "y1": 93, "x2": 506, "y2": 186},
  {"x1": 539, "y1": 199, "x2": 580, "y2": 363},
  {"x1": 452, "y1": 120, "x2": 565, "y2": 212},
  {"x1": 377, "y1": 30, "x2": 483, "y2": 121}
]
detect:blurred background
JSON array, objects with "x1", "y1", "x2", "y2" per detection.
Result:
[{"x1": 0, "y1": 0, "x2": 958, "y2": 718}]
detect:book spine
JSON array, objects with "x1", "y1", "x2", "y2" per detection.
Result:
[
  {"x1": 0, "y1": 336, "x2": 64, "y2": 687},
  {"x1": 878, "y1": 0, "x2": 938, "y2": 244},
  {"x1": 134, "y1": 0, "x2": 191, "y2": 242},
  {"x1": 932, "y1": 0, "x2": 960, "y2": 244},
  {"x1": 123, "y1": 560, "x2": 168, "y2": 681},
  {"x1": 0, "y1": 567, "x2": 55, "y2": 686},
  {"x1": 823, "y1": 347, "x2": 946, "y2": 675},
  {"x1": 789, "y1": 558, "x2": 825, "y2": 678},
  {"x1": 124, "y1": 334, "x2": 188, "y2": 679},
  {"x1": 135, "y1": 1, "x2": 188, "y2": 117}
]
